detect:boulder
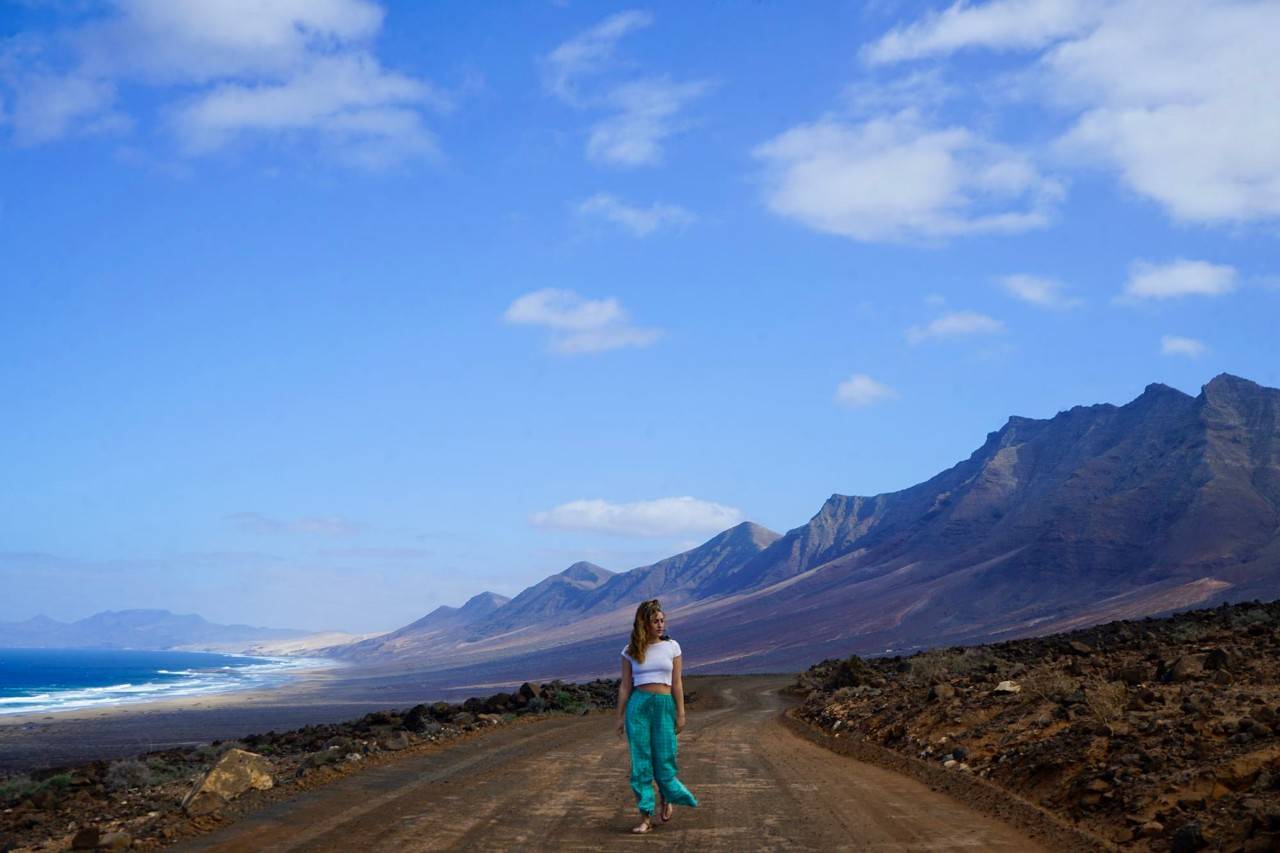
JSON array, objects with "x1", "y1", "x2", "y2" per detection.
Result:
[
  {"x1": 403, "y1": 705, "x2": 432, "y2": 733},
  {"x1": 1161, "y1": 655, "x2": 1207, "y2": 683},
  {"x1": 69, "y1": 827, "x2": 99, "y2": 850},
  {"x1": 100, "y1": 832, "x2": 131, "y2": 850},
  {"x1": 1202, "y1": 648, "x2": 1232, "y2": 671},
  {"x1": 1113, "y1": 665, "x2": 1149, "y2": 686},
  {"x1": 1170, "y1": 822, "x2": 1207, "y2": 852},
  {"x1": 182, "y1": 748, "x2": 273, "y2": 816},
  {"x1": 993, "y1": 681, "x2": 1022, "y2": 695}
]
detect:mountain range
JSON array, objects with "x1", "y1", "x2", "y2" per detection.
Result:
[
  {"x1": 0, "y1": 609, "x2": 308, "y2": 650},
  {"x1": 332, "y1": 373, "x2": 1280, "y2": 677}
]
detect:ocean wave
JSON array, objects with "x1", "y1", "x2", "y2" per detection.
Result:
[{"x1": 0, "y1": 655, "x2": 333, "y2": 716}]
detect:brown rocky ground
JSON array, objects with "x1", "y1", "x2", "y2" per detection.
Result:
[
  {"x1": 792, "y1": 598, "x2": 1280, "y2": 852},
  {"x1": 0, "y1": 678, "x2": 621, "y2": 851}
]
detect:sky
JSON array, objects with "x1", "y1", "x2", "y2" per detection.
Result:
[{"x1": 1, "y1": 0, "x2": 1277, "y2": 632}]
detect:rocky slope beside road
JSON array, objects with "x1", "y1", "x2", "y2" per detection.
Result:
[
  {"x1": 0, "y1": 678, "x2": 621, "y2": 851},
  {"x1": 793, "y1": 599, "x2": 1280, "y2": 851}
]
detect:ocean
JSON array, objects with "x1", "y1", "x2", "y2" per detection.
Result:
[{"x1": 0, "y1": 648, "x2": 327, "y2": 715}]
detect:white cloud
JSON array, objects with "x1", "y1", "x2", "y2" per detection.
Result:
[
  {"x1": 835, "y1": 374, "x2": 899, "y2": 408},
  {"x1": 907, "y1": 310, "x2": 1005, "y2": 344},
  {"x1": 863, "y1": 0, "x2": 1103, "y2": 64},
  {"x1": 866, "y1": 0, "x2": 1280, "y2": 224},
  {"x1": 2, "y1": 0, "x2": 442, "y2": 167},
  {"x1": 1160, "y1": 335, "x2": 1207, "y2": 358},
  {"x1": 998, "y1": 273, "x2": 1081, "y2": 309},
  {"x1": 542, "y1": 9, "x2": 652, "y2": 103},
  {"x1": 1122, "y1": 259, "x2": 1237, "y2": 301},
  {"x1": 174, "y1": 53, "x2": 443, "y2": 166},
  {"x1": 82, "y1": 0, "x2": 386, "y2": 83},
  {"x1": 587, "y1": 77, "x2": 711, "y2": 167},
  {"x1": 227, "y1": 512, "x2": 362, "y2": 536},
  {"x1": 577, "y1": 192, "x2": 695, "y2": 236},
  {"x1": 753, "y1": 111, "x2": 1061, "y2": 242},
  {"x1": 503, "y1": 288, "x2": 662, "y2": 355},
  {"x1": 531, "y1": 496, "x2": 743, "y2": 537}
]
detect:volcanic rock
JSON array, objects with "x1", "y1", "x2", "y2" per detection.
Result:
[{"x1": 182, "y1": 749, "x2": 273, "y2": 816}]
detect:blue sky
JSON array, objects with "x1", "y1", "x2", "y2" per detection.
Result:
[{"x1": 1, "y1": 0, "x2": 1276, "y2": 632}]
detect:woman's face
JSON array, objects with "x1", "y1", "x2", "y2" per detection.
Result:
[{"x1": 646, "y1": 609, "x2": 665, "y2": 639}]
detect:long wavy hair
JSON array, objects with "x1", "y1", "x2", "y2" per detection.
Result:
[{"x1": 625, "y1": 599, "x2": 664, "y2": 664}]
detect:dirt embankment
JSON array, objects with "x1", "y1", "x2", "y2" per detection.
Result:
[
  {"x1": 0, "y1": 678, "x2": 620, "y2": 851},
  {"x1": 792, "y1": 599, "x2": 1280, "y2": 851}
]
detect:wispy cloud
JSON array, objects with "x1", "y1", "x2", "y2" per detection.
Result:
[
  {"x1": 863, "y1": 0, "x2": 1103, "y2": 64},
  {"x1": 531, "y1": 496, "x2": 743, "y2": 537},
  {"x1": 174, "y1": 54, "x2": 445, "y2": 167},
  {"x1": 865, "y1": 0, "x2": 1280, "y2": 225},
  {"x1": 544, "y1": 12, "x2": 710, "y2": 167},
  {"x1": 835, "y1": 374, "x2": 899, "y2": 408},
  {"x1": 586, "y1": 77, "x2": 712, "y2": 167},
  {"x1": 503, "y1": 288, "x2": 662, "y2": 354},
  {"x1": 1160, "y1": 335, "x2": 1207, "y2": 358},
  {"x1": 754, "y1": 111, "x2": 1061, "y2": 243},
  {"x1": 541, "y1": 9, "x2": 652, "y2": 104},
  {"x1": 1, "y1": 0, "x2": 445, "y2": 167},
  {"x1": 227, "y1": 512, "x2": 363, "y2": 537},
  {"x1": 1122, "y1": 259, "x2": 1237, "y2": 302},
  {"x1": 907, "y1": 310, "x2": 1005, "y2": 344},
  {"x1": 577, "y1": 192, "x2": 695, "y2": 236},
  {"x1": 998, "y1": 274, "x2": 1082, "y2": 309}
]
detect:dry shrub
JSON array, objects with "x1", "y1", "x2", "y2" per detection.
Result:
[
  {"x1": 1083, "y1": 679, "x2": 1127, "y2": 726},
  {"x1": 1022, "y1": 668, "x2": 1076, "y2": 704}
]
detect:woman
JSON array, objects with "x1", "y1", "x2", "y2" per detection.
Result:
[{"x1": 615, "y1": 599, "x2": 698, "y2": 834}]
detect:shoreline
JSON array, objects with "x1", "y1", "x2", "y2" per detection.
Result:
[
  {"x1": 0, "y1": 665, "x2": 557, "y2": 773},
  {"x1": 0, "y1": 663, "x2": 342, "y2": 728},
  {"x1": 0, "y1": 650, "x2": 345, "y2": 722}
]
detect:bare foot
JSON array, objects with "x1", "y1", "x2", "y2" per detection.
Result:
[
  {"x1": 631, "y1": 816, "x2": 653, "y2": 834},
  {"x1": 660, "y1": 801, "x2": 673, "y2": 822}
]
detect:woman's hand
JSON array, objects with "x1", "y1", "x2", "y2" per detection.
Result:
[
  {"x1": 616, "y1": 717, "x2": 626, "y2": 740},
  {"x1": 676, "y1": 713, "x2": 686, "y2": 734}
]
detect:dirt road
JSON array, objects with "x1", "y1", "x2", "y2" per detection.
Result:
[{"x1": 179, "y1": 676, "x2": 1047, "y2": 851}]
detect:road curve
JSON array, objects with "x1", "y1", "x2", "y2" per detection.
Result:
[{"x1": 179, "y1": 676, "x2": 1046, "y2": 852}]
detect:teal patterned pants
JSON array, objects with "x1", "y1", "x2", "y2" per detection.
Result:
[{"x1": 625, "y1": 691, "x2": 698, "y2": 816}]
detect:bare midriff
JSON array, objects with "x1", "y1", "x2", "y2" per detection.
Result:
[{"x1": 635, "y1": 683, "x2": 672, "y2": 694}]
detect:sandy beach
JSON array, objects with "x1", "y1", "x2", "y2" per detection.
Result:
[{"x1": 0, "y1": 660, "x2": 617, "y2": 773}]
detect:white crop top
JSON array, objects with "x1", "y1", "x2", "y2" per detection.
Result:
[{"x1": 622, "y1": 638, "x2": 682, "y2": 686}]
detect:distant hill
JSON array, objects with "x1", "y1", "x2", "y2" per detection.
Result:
[
  {"x1": 0, "y1": 609, "x2": 308, "y2": 651},
  {"x1": 335, "y1": 521, "x2": 781, "y2": 663},
  {"x1": 333, "y1": 373, "x2": 1280, "y2": 677}
]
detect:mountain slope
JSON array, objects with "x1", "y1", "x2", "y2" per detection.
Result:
[
  {"x1": 338, "y1": 524, "x2": 781, "y2": 662},
  {"x1": 340, "y1": 374, "x2": 1280, "y2": 676}
]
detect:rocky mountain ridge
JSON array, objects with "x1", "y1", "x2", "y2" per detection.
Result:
[{"x1": 338, "y1": 373, "x2": 1280, "y2": 679}]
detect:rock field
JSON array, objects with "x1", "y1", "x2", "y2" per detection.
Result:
[
  {"x1": 793, "y1": 599, "x2": 1280, "y2": 851},
  {"x1": 0, "y1": 677, "x2": 621, "y2": 851}
]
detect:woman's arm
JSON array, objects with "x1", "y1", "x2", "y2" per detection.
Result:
[
  {"x1": 672, "y1": 654, "x2": 686, "y2": 734},
  {"x1": 616, "y1": 656, "x2": 633, "y2": 738}
]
